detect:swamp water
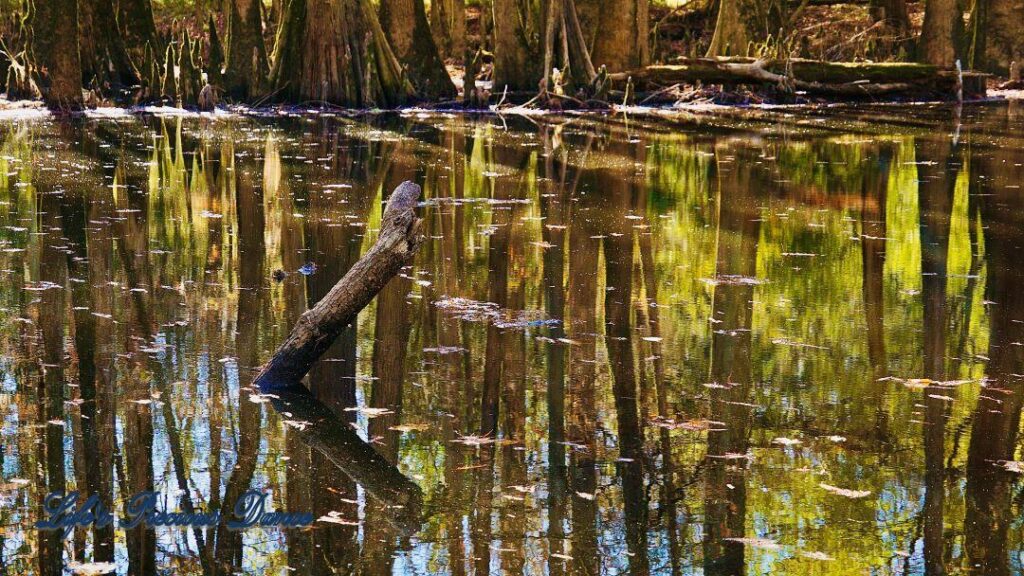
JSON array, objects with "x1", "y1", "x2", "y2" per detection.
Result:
[{"x1": 0, "y1": 103, "x2": 1022, "y2": 575}]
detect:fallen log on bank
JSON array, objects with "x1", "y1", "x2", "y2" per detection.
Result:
[
  {"x1": 254, "y1": 181, "x2": 423, "y2": 392},
  {"x1": 610, "y1": 57, "x2": 988, "y2": 100}
]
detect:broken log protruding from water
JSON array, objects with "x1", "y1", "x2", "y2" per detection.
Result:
[
  {"x1": 610, "y1": 57, "x2": 988, "y2": 99},
  {"x1": 254, "y1": 181, "x2": 423, "y2": 392}
]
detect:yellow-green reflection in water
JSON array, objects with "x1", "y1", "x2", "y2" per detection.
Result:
[{"x1": 0, "y1": 102, "x2": 1022, "y2": 575}]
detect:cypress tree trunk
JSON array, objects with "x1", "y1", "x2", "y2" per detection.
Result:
[
  {"x1": 32, "y1": 0, "x2": 83, "y2": 109},
  {"x1": 919, "y1": 0, "x2": 960, "y2": 67},
  {"x1": 270, "y1": 0, "x2": 414, "y2": 107},
  {"x1": 588, "y1": 0, "x2": 648, "y2": 72},
  {"x1": 541, "y1": 0, "x2": 596, "y2": 91},
  {"x1": 869, "y1": 0, "x2": 911, "y2": 57},
  {"x1": 430, "y1": 0, "x2": 465, "y2": 60},
  {"x1": 492, "y1": 0, "x2": 540, "y2": 91},
  {"x1": 380, "y1": 0, "x2": 456, "y2": 99},
  {"x1": 79, "y1": 0, "x2": 138, "y2": 88},
  {"x1": 225, "y1": 0, "x2": 269, "y2": 99},
  {"x1": 986, "y1": 0, "x2": 1023, "y2": 74},
  {"x1": 117, "y1": 0, "x2": 160, "y2": 65},
  {"x1": 706, "y1": 0, "x2": 756, "y2": 56}
]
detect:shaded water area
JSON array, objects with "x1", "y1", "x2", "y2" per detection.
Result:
[{"x1": 0, "y1": 102, "x2": 1022, "y2": 575}]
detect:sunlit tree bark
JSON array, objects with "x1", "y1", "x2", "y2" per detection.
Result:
[{"x1": 706, "y1": 0, "x2": 756, "y2": 57}]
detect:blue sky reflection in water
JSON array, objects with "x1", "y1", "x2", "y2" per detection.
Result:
[{"x1": 0, "y1": 102, "x2": 1022, "y2": 574}]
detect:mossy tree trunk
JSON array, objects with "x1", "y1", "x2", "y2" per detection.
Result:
[
  {"x1": 270, "y1": 0, "x2": 414, "y2": 107},
  {"x1": 380, "y1": 0, "x2": 456, "y2": 99},
  {"x1": 919, "y1": 0, "x2": 961, "y2": 67},
  {"x1": 430, "y1": 0, "x2": 465, "y2": 60},
  {"x1": 225, "y1": 0, "x2": 269, "y2": 99},
  {"x1": 32, "y1": 0, "x2": 83, "y2": 109},
  {"x1": 492, "y1": 0, "x2": 542, "y2": 91},
  {"x1": 79, "y1": 0, "x2": 138, "y2": 88}
]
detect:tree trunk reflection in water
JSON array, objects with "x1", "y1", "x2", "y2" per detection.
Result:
[
  {"x1": 860, "y1": 144, "x2": 892, "y2": 447},
  {"x1": 566, "y1": 133, "x2": 600, "y2": 576},
  {"x1": 212, "y1": 153, "x2": 265, "y2": 574},
  {"x1": 302, "y1": 135, "x2": 388, "y2": 573},
  {"x1": 115, "y1": 156, "x2": 157, "y2": 576},
  {"x1": 963, "y1": 126, "x2": 1024, "y2": 576},
  {"x1": 598, "y1": 136, "x2": 650, "y2": 575},
  {"x1": 541, "y1": 125, "x2": 572, "y2": 574},
  {"x1": 915, "y1": 137, "x2": 958, "y2": 576},
  {"x1": 703, "y1": 146, "x2": 760, "y2": 576},
  {"x1": 38, "y1": 190, "x2": 68, "y2": 576},
  {"x1": 61, "y1": 181, "x2": 117, "y2": 564},
  {"x1": 362, "y1": 154, "x2": 417, "y2": 573}
]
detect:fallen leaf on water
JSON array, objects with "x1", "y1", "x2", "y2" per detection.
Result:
[
  {"x1": 1000, "y1": 461, "x2": 1024, "y2": 473},
  {"x1": 390, "y1": 423, "x2": 429, "y2": 432},
  {"x1": 800, "y1": 551, "x2": 834, "y2": 561},
  {"x1": 772, "y1": 437, "x2": 802, "y2": 446},
  {"x1": 317, "y1": 514, "x2": 359, "y2": 526},
  {"x1": 343, "y1": 406, "x2": 393, "y2": 418},
  {"x1": 575, "y1": 492, "x2": 595, "y2": 500},
  {"x1": 723, "y1": 537, "x2": 782, "y2": 550},
  {"x1": 68, "y1": 562, "x2": 117, "y2": 575},
  {"x1": 819, "y1": 483, "x2": 871, "y2": 498}
]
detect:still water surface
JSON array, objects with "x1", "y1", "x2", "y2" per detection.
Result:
[{"x1": 0, "y1": 103, "x2": 1023, "y2": 575}]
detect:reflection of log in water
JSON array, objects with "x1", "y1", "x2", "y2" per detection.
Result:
[{"x1": 267, "y1": 387, "x2": 424, "y2": 532}]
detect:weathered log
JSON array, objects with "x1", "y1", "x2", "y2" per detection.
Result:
[
  {"x1": 254, "y1": 181, "x2": 423, "y2": 391},
  {"x1": 610, "y1": 57, "x2": 989, "y2": 98}
]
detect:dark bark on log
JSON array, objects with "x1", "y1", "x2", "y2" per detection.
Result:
[{"x1": 254, "y1": 181, "x2": 423, "y2": 391}]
